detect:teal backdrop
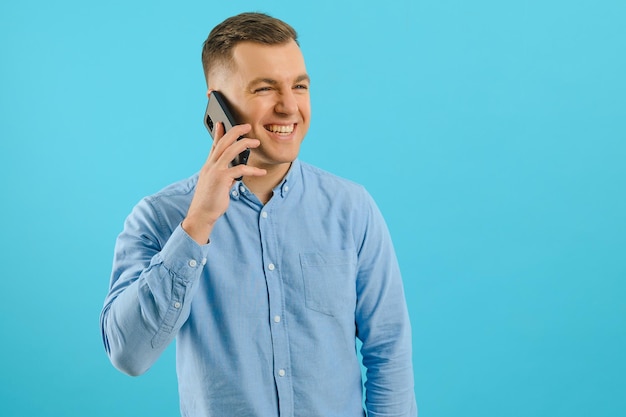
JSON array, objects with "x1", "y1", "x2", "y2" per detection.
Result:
[{"x1": 1, "y1": 0, "x2": 624, "y2": 416}]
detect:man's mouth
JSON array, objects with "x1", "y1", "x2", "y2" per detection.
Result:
[{"x1": 265, "y1": 124, "x2": 295, "y2": 135}]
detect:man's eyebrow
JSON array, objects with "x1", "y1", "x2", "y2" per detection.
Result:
[
  {"x1": 247, "y1": 74, "x2": 311, "y2": 89},
  {"x1": 294, "y1": 74, "x2": 311, "y2": 84},
  {"x1": 248, "y1": 78, "x2": 278, "y2": 88}
]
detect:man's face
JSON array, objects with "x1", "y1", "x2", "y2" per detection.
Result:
[{"x1": 210, "y1": 40, "x2": 311, "y2": 171}]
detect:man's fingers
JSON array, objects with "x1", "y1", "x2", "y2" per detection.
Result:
[
  {"x1": 220, "y1": 138, "x2": 259, "y2": 165},
  {"x1": 230, "y1": 165, "x2": 267, "y2": 179},
  {"x1": 209, "y1": 123, "x2": 253, "y2": 162},
  {"x1": 214, "y1": 123, "x2": 251, "y2": 146}
]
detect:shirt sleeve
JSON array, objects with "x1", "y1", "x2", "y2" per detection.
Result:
[
  {"x1": 355, "y1": 191, "x2": 418, "y2": 416},
  {"x1": 100, "y1": 197, "x2": 209, "y2": 376}
]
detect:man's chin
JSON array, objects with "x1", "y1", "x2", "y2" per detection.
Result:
[
  {"x1": 249, "y1": 147, "x2": 301, "y2": 166},
  {"x1": 247, "y1": 154, "x2": 296, "y2": 170}
]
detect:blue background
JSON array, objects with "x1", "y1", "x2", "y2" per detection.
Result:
[{"x1": 1, "y1": 0, "x2": 624, "y2": 416}]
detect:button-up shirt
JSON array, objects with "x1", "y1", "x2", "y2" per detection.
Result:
[{"x1": 101, "y1": 159, "x2": 417, "y2": 417}]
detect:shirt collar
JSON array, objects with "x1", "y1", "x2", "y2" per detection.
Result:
[
  {"x1": 229, "y1": 159, "x2": 302, "y2": 202},
  {"x1": 274, "y1": 159, "x2": 301, "y2": 199}
]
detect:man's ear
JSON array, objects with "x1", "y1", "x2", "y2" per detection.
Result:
[{"x1": 206, "y1": 88, "x2": 214, "y2": 99}]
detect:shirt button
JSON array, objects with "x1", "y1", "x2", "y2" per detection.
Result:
[
  {"x1": 278, "y1": 369, "x2": 286, "y2": 377},
  {"x1": 261, "y1": 211, "x2": 268, "y2": 218},
  {"x1": 239, "y1": 185, "x2": 246, "y2": 193},
  {"x1": 268, "y1": 263, "x2": 275, "y2": 271},
  {"x1": 174, "y1": 302, "x2": 181, "y2": 309},
  {"x1": 284, "y1": 185, "x2": 289, "y2": 192},
  {"x1": 231, "y1": 190, "x2": 239, "y2": 197},
  {"x1": 201, "y1": 258, "x2": 207, "y2": 265},
  {"x1": 274, "y1": 315, "x2": 281, "y2": 323},
  {"x1": 188, "y1": 259, "x2": 197, "y2": 267}
]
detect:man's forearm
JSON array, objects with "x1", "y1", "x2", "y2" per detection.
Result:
[{"x1": 101, "y1": 224, "x2": 208, "y2": 375}]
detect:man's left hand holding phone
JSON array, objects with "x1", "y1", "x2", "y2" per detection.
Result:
[{"x1": 181, "y1": 91, "x2": 267, "y2": 245}]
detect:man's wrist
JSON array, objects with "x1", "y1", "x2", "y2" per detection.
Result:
[{"x1": 181, "y1": 216, "x2": 214, "y2": 245}]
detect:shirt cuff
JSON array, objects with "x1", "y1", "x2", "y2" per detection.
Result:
[{"x1": 157, "y1": 224, "x2": 210, "y2": 282}]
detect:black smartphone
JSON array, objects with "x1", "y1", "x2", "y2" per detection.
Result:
[{"x1": 203, "y1": 91, "x2": 250, "y2": 175}]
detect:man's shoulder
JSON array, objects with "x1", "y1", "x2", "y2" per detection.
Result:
[
  {"x1": 299, "y1": 161, "x2": 367, "y2": 196},
  {"x1": 132, "y1": 174, "x2": 199, "y2": 218},
  {"x1": 145, "y1": 174, "x2": 199, "y2": 202}
]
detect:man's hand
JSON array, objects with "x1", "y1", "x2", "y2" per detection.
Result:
[{"x1": 182, "y1": 123, "x2": 266, "y2": 244}]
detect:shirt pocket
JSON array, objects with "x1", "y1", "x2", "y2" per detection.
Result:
[{"x1": 299, "y1": 250, "x2": 357, "y2": 316}]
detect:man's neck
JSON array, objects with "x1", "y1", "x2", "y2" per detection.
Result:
[{"x1": 243, "y1": 161, "x2": 292, "y2": 205}]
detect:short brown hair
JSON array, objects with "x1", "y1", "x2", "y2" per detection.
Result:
[{"x1": 201, "y1": 12, "x2": 299, "y2": 85}]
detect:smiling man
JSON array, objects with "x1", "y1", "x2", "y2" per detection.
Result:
[{"x1": 101, "y1": 12, "x2": 417, "y2": 417}]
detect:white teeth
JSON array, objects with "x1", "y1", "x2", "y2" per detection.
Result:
[{"x1": 266, "y1": 124, "x2": 294, "y2": 134}]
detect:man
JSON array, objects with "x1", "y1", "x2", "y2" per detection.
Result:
[{"x1": 101, "y1": 12, "x2": 417, "y2": 417}]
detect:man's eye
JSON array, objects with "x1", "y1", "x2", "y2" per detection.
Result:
[
  {"x1": 294, "y1": 84, "x2": 309, "y2": 90},
  {"x1": 254, "y1": 87, "x2": 272, "y2": 93}
]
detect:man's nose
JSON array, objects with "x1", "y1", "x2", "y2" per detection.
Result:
[{"x1": 275, "y1": 89, "x2": 298, "y2": 115}]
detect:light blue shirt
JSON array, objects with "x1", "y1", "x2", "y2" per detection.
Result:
[{"x1": 101, "y1": 159, "x2": 417, "y2": 417}]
